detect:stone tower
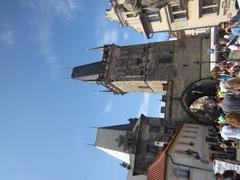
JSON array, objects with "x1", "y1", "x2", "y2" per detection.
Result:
[
  {"x1": 95, "y1": 114, "x2": 176, "y2": 175},
  {"x1": 73, "y1": 35, "x2": 215, "y2": 124},
  {"x1": 71, "y1": 40, "x2": 178, "y2": 94}
]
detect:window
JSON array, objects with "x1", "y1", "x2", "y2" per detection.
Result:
[
  {"x1": 175, "y1": 149, "x2": 188, "y2": 154},
  {"x1": 206, "y1": 136, "x2": 218, "y2": 143},
  {"x1": 173, "y1": 167, "x2": 190, "y2": 178},
  {"x1": 186, "y1": 126, "x2": 198, "y2": 129},
  {"x1": 169, "y1": 4, "x2": 187, "y2": 22},
  {"x1": 181, "y1": 135, "x2": 196, "y2": 139},
  {"x1": 200, "y1": 0, "x2": 218, "y2": 16},
  {"x1": 149, "y1": 125, "x2": 160, "y2": 133},
  {"x1": 184, "y1": 130, "x2": 197, "y2": 133},
  {"x1": 138, "y1": 85, "x2": 149, "y2": 89},
  {"x1": 158, "y1": 57, "x2": 171, "y2": 63},
  {"x1": 146, "y1": 10, "x2": 161, "y2": 22},
  {"x1": 126, "y1": 13, "x2": 134, "y2": 18},
  {"x1": 136, "y1": 58, "x2": 142, "y2": 65},
  {"x1": 178, "y1": 141, "x2": 194, "y2": 146}
]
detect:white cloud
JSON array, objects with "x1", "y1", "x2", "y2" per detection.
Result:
[
  {"x1": 100, "y1": 29, "x2": 118, "y2": 45},
  {"x1": 19, "y1": 0, "x2": 83, "y2": 78},
  {"x1": 49, "y1": 0, "x2": 83, "y2": 21},
  {"x1": 104, "y1": 99, "x2": 113, "y2": 112},
  {"x1": 95, "y1": 14, "x2": 119, "y2": 46},
  {"x1": 0, "y1": 30, "x2": 14, "y2": 46},
  {"x1": 123, "y1": 32, "x2": 129, "y2": 40},
  {"x1": 138, "y1": 93, "x2": 150, "y2": 116}
]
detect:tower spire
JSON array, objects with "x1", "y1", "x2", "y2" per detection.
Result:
[{"x1": 87, "y1": 46, "x2": 104, "y2": 52}]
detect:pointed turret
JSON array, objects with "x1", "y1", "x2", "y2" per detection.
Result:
[{"x1": 95, "y1": 121, "x2": 137, "y2": 163}]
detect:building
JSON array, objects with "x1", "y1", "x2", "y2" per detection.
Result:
[
  {"x1": 95, "y1": 115, "x2": 177, "y2": 176},
  {"x1": 72, "y1": 40, "x2": 175, "y2": 94},
  {"x1": 105, "y1": 0, "x2": 237, "y2": 38},
  {"x1": 72, "y1": 34, "x2": 218, "y2": 125},
  {"x1": 148, "y1": 123, "x2": 234, "y2": 180},
  {"x1": 71, "y1": 34, "x2": 211, "y2": 96}
]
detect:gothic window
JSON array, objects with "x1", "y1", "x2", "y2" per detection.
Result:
[
  {"x1": 127, "y1": 137, "x2": 135, "y2": 147},
  {"x1": 168, "y1": 4, "x2": 187, "y2": 22},
  {"x1": 200, "y1": 0, "x2": 219, "y2": 16},
  {"x1": 146, "y1": 10, "x2": 161, "y2": 22},
  {"x1": 158, "y1": 57, "x2": 171, "y2": 63},
  {"x1": 149, "y1": 125, "x2": 160, "y2": 133},
  {"x1": 173, "y1": 167, "x2": 190, "y2": 178},
  {"x1": 136, "y1": 58, "x2": 142, "y2": 65}
]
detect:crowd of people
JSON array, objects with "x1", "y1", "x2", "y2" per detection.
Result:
[
  {"x1": 213, "y1": 10, "x2": 240, "y2": 142},
  {"x1": 206, "y1": 9, "x2": 240, "y2": 180}
]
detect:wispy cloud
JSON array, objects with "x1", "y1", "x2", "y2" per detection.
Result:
[
  {"x1": 95, "y1": 14, "x2": 119, "y2": 46},
  {"x1": 138, "y1": 93, "x2": 150, "y2": 116},
  {"x1": 19, "y1": 0, "x2": 83, "y2": 78},
  {"x1": 0, "y1": 30, "x2": 14, "y2": 46},
  {"x1": 0, "y1": 23, "x2": 14, "y2": 47},
  {"x1": 123, "y1": 32, "x2": 129, "y2": 40},
  {"x1": 104, "y1": 99, "x2": 112, "y2": 112}
]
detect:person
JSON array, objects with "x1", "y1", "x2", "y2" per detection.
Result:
[
  {"x1": 225, "y1": 77, "x2": 240, "y2": 93},
  {"x1": 219, "y1": 35, "x2": 240, "y2": 51},
  {"x1": 227, "y1": 12, "x2": 240, "y2": 35},
  {"x1": 220, "y1": 125, "x2": 240, "y2": 140},
  {"x1": 221, "y1": 94, "x2": 240, "y2": 113},
  {"x1": 225, "y1": 112, "x2": 240, "y2": 128}
]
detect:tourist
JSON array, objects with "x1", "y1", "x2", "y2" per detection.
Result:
[{"x1": 220, "y1": 125, "x2": 240, "y2": 140}]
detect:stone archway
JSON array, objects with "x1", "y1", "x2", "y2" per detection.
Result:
[{"x1": 181, "y1": 78, "x2": 219, "y2": 125}]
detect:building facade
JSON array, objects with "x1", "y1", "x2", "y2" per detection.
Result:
[
  {"x1": 72, "y1": 34, "x2": 217, "y2": 125},
  {"x1": 95, "y1": 115, "x2": 177, "y2": 176},
  {"x1": 148, "y1": 123, "x2": 233, "y2": 180},
  {"x1": 105, "y1": 0, "x2": 237, "y2": 38},
  {"x1": 72, "y1": 34, "x2": 210, "y2": 95}
]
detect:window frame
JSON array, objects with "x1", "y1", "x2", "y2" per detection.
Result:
[
  {"x1": 199, "y1": 0, "x2": 220, "y2": 17},
  {"x1": 168, "y1": 3, "x2": 188, "y2": 22}
]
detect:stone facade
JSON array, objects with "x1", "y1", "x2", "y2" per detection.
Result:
[
  {"x1": 106, "y1": 0, "x2": 237, "y2": 38},
  {"x1": 72, "y1": 34, "x2": 211, "y2": 99},
  {"x1": 95, "y1": 115, "x2": 176, "y2": 176},
  {"x1": 148, "y1": 123, "x2": 221, "y2": 180}
]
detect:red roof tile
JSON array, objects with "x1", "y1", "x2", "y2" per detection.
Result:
[
  {"x1": 147, "y1": 125, "x2": 182, "y2": 180},
  {"x1": 147, "y1": 150, "x2": 167, "y2": 180}
]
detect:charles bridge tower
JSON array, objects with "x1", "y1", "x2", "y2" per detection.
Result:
[{"x1": 72, "y1": 34, "x2": 217, "y2": 125}]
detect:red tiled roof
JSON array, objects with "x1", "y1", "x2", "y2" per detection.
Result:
[
  {"x1": 147, "y1": 125, "x2": 182, "y2": 180},
  {"x1": 147, "y1": 149, "x2": 167, "y2": 180}
]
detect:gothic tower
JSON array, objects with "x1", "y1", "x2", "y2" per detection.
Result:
[
  {"x1": 71, "y1": 40, "x2": 177, "y2": 94},
  {"x1": 72, "y1": 35, "x2": 210, "y2": 96},
  {"x1": 95, "y1": 114, "x2": 176, "y2": 175}
]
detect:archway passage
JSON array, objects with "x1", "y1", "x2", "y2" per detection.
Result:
[{"x1": 181, "y1": 78, "x2": 219, "y2": 125}]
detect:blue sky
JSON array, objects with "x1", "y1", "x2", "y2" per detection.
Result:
[{"x1": 0, "y1": 1, "x2": 168, "y2": 180}]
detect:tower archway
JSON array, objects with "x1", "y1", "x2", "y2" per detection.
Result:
[{"x1": 181, "y1": 78, "x2": 219, "y2": 125}]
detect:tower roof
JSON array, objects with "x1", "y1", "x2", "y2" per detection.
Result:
[
  {"x1": 99, "y1": 122, "x2": 136, "y2": 132},
  {"x1": 71, "y1": 61, "x2": 103, "y2": 81},
  {"x1": 95, "y1": 120, "x2": 138, "y2": 163}
]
